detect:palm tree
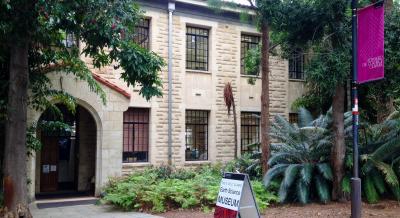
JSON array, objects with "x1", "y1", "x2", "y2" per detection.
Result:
[{"x1": 263, "y1": 108, "x2": 334, "y2": 204}]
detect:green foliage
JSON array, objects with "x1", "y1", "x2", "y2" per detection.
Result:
[
  {"x1": 343, "y1": 110, "x2": 400, "y2": 203},
  {"x1": 101, "y1": 165, "x2": 277, "y2": 213},
  {"x1": 264, "y1": 108, "x2": 333, "y2": 204}
]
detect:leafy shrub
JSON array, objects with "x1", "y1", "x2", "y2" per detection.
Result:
[
  {"x1": 101, "y1": 165, "x2": 277, "y2": 213},
  {"x1": 264, "y1": 108, "x2": 333, "y2": 204}
]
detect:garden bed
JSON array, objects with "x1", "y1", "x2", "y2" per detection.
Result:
[{"x1": 160, "y1": 200, "x2": 400, "y2": 218}]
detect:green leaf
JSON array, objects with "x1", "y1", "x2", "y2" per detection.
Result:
[
  {"x1": 300, "y1": 163, "x2": 313, "y2": 185},
  {"x1": 263, "y1": 164, "x2": 288, "y2": 187},
  {"x1": 364, "y1": 176, "x2": 379, "y2": 204},
  {"x1": 316, "y1": 163, "x2": 333, "y2": 181},
  {"x1": 296, "y1": 181, "x2": 309, "y2": 204},
  {"x1": 315, "y1": 176, "x2": 330, "y2": 203}
]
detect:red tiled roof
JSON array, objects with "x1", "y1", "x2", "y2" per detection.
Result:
[{"x1": 92, "y1": 73, "x2": 131, "y2": 99}]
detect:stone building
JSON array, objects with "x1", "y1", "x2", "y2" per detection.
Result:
[{"x1": 27, "y1": 0, "x2": 305, "y2": 199}]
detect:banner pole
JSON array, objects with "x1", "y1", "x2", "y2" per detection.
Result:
[{"x1": 351, "y1": 0, "x2": 362, "y2": 218}]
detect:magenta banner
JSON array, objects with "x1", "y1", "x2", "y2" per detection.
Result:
[{"x1": 357, "y1": 4, "x2": 385, "y2": 84}]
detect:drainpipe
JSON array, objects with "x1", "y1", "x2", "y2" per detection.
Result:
[{"x1": 167, "y1": 1, "x2": 175, "y2": 166}]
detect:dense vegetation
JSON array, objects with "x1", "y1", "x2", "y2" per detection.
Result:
[{"x1": 101, "y1": 165, "x2": 278, "y2": 213}]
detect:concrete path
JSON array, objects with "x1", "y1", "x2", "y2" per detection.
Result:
[{"x1": 30, "y1": 199, "x2": 163, "y2": 218}]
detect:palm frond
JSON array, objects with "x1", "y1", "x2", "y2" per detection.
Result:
[
  {"x1": 371, "y1": 170, "x2": 387, "y2": 194},
  {"x1": 316, "y1": 163, "x2": 333, "y2": 181},
  {"x1": 300, "y1": 163, "x2": 313, "y2": 185},
  {"x1": 282, "y1": 164, "x2": 301, "y2": 188},
  {"x1": 364, "y1": 176, "x2": 379, "y2": 203},
  {"x1": 298, "y1": 107, "x2": 313, "y2": 128},
  {"x1": 296, "y1": 181, "x2": 309, "y2": 204},
  {"x1": 371, "y1": 159, "x2": 399, "y2": 187},
  {"x1": 315, "y1": 176, "x2": 331, "y2": 203},
  {"x1": 263, "y1": 164, "x2": 288, "y2": 187}
]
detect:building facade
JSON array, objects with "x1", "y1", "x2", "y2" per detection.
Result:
[{"x1": 27, "y1": 0, "x2": 305, "y2": 200}]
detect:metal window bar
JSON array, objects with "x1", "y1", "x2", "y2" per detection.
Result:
[
  {"x1": 185, "y1": 110, "x2": 208, "y2": 161},
  {"x1": 123, "y1": 108, "x2": 149, "y2": 163},
  {"x1": 133, "y1": 18, "x2": 150, "y2": 49},
  {"x1": 186, "y1": 27, "x2": 209, "y2": 71},
  {"x1": 241, "y1": 34, "x2": 260, "y2": 76},
  {"x1": 240, "y1": 112, "x2": 260, "y2": 154},
  {"x1": 289, "y1": 53, "x2": 305, "y2": 80}
]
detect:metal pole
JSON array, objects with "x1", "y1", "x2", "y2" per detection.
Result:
[
  {"x1": 351, "y1": 0, "x2": 362, "y2": 217},
  {"x1": 167, "y1": 1, "x2": 175, "y2": 166}
]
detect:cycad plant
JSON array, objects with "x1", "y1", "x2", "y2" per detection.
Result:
[
  {"x1": 343, "y1": 110, "x2": 400, "y2": 203},
  {"x1": 263, "y1": 108, "x2": 333, "y2": 204}
]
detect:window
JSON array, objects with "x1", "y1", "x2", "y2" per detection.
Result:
[
  {"x1": 133, "y1": 18, "x2": 150, "y2": 49},
  {"x1": 123, "y1": 108, "x2": 149, "y2": 163},
  {"x1": 289, "y1": 113, "x2": 299, "y2": 124},
  {"x1": 241, "y1": 112, "x2": 260, "y2": 154},
  {"x1": 289, "y1": 53, "x2": 305, "y2": 80},
  {"x1": 241, "y1": 34, "x2": 260, "y2": 76},
  {"x1": 185, "y1": 110, "x2": 208, "y2": 161},
  {"x1": 186, "y1": 27, "x2": 209, "y2": 71}
]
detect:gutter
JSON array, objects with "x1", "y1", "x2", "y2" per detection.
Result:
[{"x1": 167, "y1": 0, "x2": 175, "y2": 166}]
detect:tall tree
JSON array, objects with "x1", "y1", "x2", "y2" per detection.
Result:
[
  {"x1": 0, "y1": 0, "x2": 164, "y2": 216},
  {"x1": 274, "y1": 0, "x2": 350, "y2": 201}
]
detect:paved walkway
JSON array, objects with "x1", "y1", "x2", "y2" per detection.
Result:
[{"x1": 30, "y1": 199, "x2": 163, "y2": 218}]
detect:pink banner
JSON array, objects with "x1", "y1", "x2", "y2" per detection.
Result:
[{"x1": 357, "y1": 4, "x2": 385, "y2": 84}]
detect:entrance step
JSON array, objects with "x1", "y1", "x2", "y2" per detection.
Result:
[{"x1": 35, "y1": 197, "x2": 98, "y2": 209}]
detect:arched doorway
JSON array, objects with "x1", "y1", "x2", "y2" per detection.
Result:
[{"x1": 36, "y1": 104, "x2": 96, "y2": 196}]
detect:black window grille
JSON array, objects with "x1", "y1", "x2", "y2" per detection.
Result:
[
  {"x1": 123, "y1": 108, "x2": 149, "y2": 163},
  {"x1": 289, "y1": 53, "x2": 305, "y2": 80},
  {"x1": 186, "y1": 27, "x2": 209, "y2": 71},
  {"x1": 241, "y1": 112, "x2": 260, "y2": 154},
  {"x1": 133, "y1": 18, "x2": 150, "y2": 49},
  {"x1": 289, "y1": 113, "x2": 299, "y2": 124},
  {"x1": 241, "y1": 34, "x2": 260, "y2": 76},
  {"x1": 185, "y1": 110, "x2": 208, "y2": 161}
]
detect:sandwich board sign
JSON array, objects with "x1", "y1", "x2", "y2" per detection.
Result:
[{"x1": 214, "y1": 173, "x2": 260, "y2": 218}]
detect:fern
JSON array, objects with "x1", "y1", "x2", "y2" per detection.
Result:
[
  {"x1": 316, "y1": 163, "x2": 333, "y2": 181},
  {"x1": 297, "y1": 181, "x2": 309, "y2": 204}
]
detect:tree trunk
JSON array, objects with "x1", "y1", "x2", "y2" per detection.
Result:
[
  {"x1": 3, "y1": 42, "x2": 31, "y2": 217},
  {"x1": 232, "y1": 99, "x2": 238, "y2": 158},
  {"x1": 261, "y1": 20, "x2": 270, "y2": 175},
  {"x1": 331, "y1": 85, "x2": 346, "y2": 201}
]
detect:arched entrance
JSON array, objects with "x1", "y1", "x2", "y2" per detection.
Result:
[{"x1": 36, "y1": 104, "x2": 96, "y2": 196}]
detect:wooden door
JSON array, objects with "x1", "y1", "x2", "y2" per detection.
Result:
[{"x1": 40, "y1": 136, "x2": 59, "y2": 192}]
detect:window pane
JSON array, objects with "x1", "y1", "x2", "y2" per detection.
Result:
[
  {"x1": 289, "y1": 53, "x2": 305, "y2": 80},
  {"x1": 122, "y1": 108, "x2": 150, "y2": 163},
  {"x1": 185, "y1": 110, "x2": 208, "y2": 161},
  {"x1": 241, "y1": 34, "x2": 260, "y2": 75},
  {"x1": 241, "y1": 112, "x2": 260, "y2": 154},
  {"x1": 133, "y1": 18, "x2": 150, "y2": 49},
  {"x1": 186, "y1": 27, "x2": 209, "y2": 71}
]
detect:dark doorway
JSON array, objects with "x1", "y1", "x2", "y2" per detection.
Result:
[{"x1": 37, "y1": 104, "x2": 96, "y2": 196}]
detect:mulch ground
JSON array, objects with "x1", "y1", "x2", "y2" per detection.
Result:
[{"x1": 160, "y1": 200, "x2": 400, "y2": 218}]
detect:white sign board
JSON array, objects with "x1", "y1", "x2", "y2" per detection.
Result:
[
  {"x1": 216, "y1": 178, "x2": 244, "y2": 211},
  {"x1": 214, "y1": 173, "x2": 260, "y2": 218}
]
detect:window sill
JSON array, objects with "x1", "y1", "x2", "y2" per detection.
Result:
[
  {"x1": 122, "y1": 162, "x2": 152, "y2": 167},
  {"x1": 241, "y1": 74, "x2": 261, "y2": 79},
  {"x1": 186, "y1": 70, "x2": 211, "y2": 74},
  {"x1": 289, "y1": 78, "x2": 305, "y2": 82},
  {"x1": 184, "y1": 160, "x2": 212, "y2": 166}
]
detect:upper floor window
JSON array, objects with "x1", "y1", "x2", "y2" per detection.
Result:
[
  {"x1": 186, "y1": 26, "x2": 209, "y2": 71},
  {"x1": 133, "y1": 18, "x2": 150, "y2": 49},
  {"x1": 185, "y1": 110, "x2": 208, "y2": 161},
  {"x1": 241, "y1": 112, "x2": 260, "y2": 154},
  {"x1": 289, "y1": 53, "x2": 305, "y2": 80},
  {"x1": 241, "y1": 34, "x2": 260, "y2": 76},
  {"x1": 123, "y1": 108, "x2": 149, "y2": 163}
]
